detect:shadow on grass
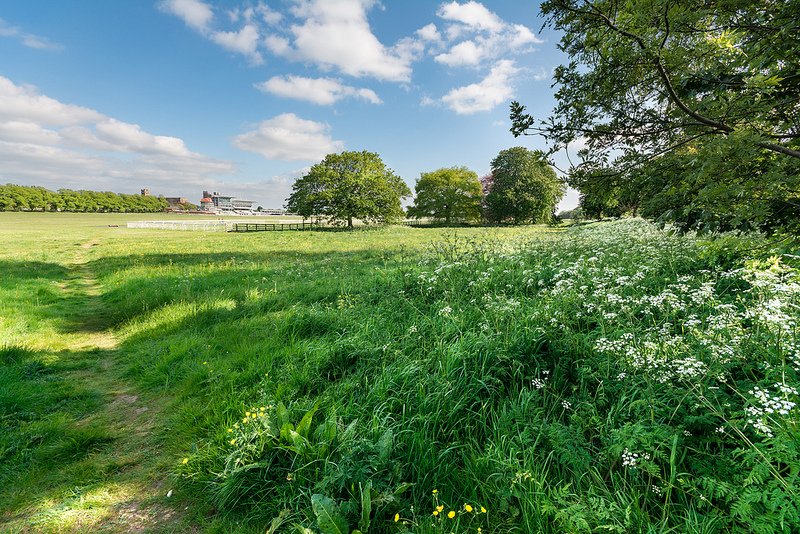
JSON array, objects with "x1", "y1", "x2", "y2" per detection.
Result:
[{"x1": 0, "y1": 345, "x2": 114, "y2": 510}]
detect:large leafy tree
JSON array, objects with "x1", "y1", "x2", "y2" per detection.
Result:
[
  {"x1": 286, "y1": 151, "x2": 411, "y2": 227},
  {"x1": 485, "y1": 147, "x2": 565, "y2": 224},
  {"x1": 407, "y1": 166, "x2": 482, "y2": 224},
  {"x1": 510, "y1": 0, "x2": 800, "y2": 233}
]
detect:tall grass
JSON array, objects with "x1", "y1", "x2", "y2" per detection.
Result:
[{"x1": 2, "y1": 214, "x2": 797, "y2": 533}]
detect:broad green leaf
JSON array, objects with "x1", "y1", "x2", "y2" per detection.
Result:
[{"x1": 311, "y1": 494, "x2": 348, "y2": 534}]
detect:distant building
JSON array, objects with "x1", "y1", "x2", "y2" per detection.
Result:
[
  {"x1": 141, "y1": 189, "x2": 150, "y2": 196},
  {"x1": 201, "y1": 191, "x2": 255, "y2": 213},
  {"x1": 166, "y1": 197, "x2": 189, "y2": 207}
]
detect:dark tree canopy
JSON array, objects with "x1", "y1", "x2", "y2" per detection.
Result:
[
  {"x1": 511, "y1": 0, "x2": 800, "y2": 234},
  {"x1": 0, "y1": 183, "x2": 168, "y2": 212},
  {"x1": 407, "y1": 166, "x2": 482, "y2": 223},
  {"x1": 285, "y1": 151, "x2": 411, "y2": 227},
  {"x1": 485, "y1": 147, "x2": 565, "y2": 224}
]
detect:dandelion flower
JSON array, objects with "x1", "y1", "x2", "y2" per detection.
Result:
[
  {"x1": 432, "y1": 489, "x2": 438, "y2": 494},
  {"x1": 394, "y1": 513, "x2": 400, "y2": 522},
  {"x1": 448, "y1": 510, "x2": 455, "y2": 518}
]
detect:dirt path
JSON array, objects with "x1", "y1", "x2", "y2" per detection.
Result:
[{"x1": 2, "y1": 239, "x2": 198, "y2": 533}]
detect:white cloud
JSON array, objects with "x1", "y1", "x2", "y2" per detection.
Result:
[
  {"x1": 211, "y1": 24, "x2": 264, "y2": 64},
  {"x1": 437, "y1": 1, "x2": 504, "y2": 33},
  {"x1": 434, "y1": 1, "x2": 542, "y2": 68},
  {"x1": 255, "y1": 3, "x2": 282, "y2": 25},
  {"x1": 0, "y1": 77, "x2": 104, "y2": 126},
  {"x1": 416, "y1": 23, "x2": 441, "y2": 43},
  {"x1": 157, "y1": 0, "x2": 214, "y2": 34},
  {"x1": 0, "y1": 17, "x2": 63, "y2": 50},
  {"x1": 231, "y1": 113, "x2": 344, "y2": 161},
  {"x1": 278, "y1": 0, "x2": 416, "y2": 82},
  {"x1": 256, "y1": 75, "x2": 382, "y2": 105},
  {"x1": 440, "y1": 59, "x2": 519, "y2": 114},
  {"x1": 0, "y1": 76, "x2": 237, "y2": 193},
  {"x1": 435, "y1": 40, "x2": 481, "y2": 67}
]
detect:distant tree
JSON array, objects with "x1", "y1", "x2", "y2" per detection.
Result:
[
  {"x1": 0, "y1": 184, "x2": 169, "y2": 213},
  {"x1": 484, "y1": 147, "x2": 565, "y2": 224},
  {"x1": 407, "y1": 166, "x2": 482, "y2": 224},
  {"x1": 286, "y1": 150, "x2": 411, "y2": 227}
]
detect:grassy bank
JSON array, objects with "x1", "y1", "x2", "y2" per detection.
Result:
[{"x1": 1, "y1": 214, "x2": 798, "y2": 533}]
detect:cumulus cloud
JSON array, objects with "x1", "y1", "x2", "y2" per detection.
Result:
[
  {"x1": 157, "y1": 0, "x2": 214, "y2": 34},
  {"x1": 0, "y1": 77, "x2": 104, "y2": 126},
  {"x1": 440, "y1": 59, "x2": 519, "y2": 114},
  {"x1": 276, "y1": 0, "x2": 416, "y2": 82},
  {"x1": 416, "y1": 23, "x2": 441, "y2": 43},
  {"x1": 160, "y1": 0, "x2": 422, "y2": 82},
  {"x1": 0, "y1": 76, "x2": 236, "y2": 192},
  {"x1": 0, "y1": 17, "x2": 63, "y2": 50},
  {"x1": 256, "y1": 75, "x2": 382, "y2": 105},
  {"x1": 434, "y1": 1, "x2": 542, "y2": 67},
  {"x1": 231, "y1": 113, "x2": 344, "y2": 161},
  {"x1": 211, "y1": 24, "x2": 264, "y2": 64},
  {"x1": 437, "y1": 1, "x2": 504, "y2": 33},
  {"x1": 436, "y1": 40, "x2": 482, "y2": 67}
]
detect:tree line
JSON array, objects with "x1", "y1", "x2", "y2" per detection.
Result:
[
  {"x1": 0, "y1": 184, "x2": 169, "y2": 213},
  {"x1": 286, "y1": 147, "x2": 565, "y2": 226}
]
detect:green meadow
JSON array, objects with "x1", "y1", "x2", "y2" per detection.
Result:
[{"x1": 1, "y1": 213, "x2": 798, "y2": 534}]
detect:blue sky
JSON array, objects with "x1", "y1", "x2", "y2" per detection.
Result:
[{"x1": 0, "y1": 0, "x2": 579, "y2": 210}]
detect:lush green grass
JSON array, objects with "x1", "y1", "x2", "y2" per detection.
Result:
[{"x1": 1, "y1": 213, "x2": 798, "y2": 533}]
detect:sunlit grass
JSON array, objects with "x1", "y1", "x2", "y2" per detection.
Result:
[{"x1": 2, "y1": 213, "x2": 798, "y2": 533}]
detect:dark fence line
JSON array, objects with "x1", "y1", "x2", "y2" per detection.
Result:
[{"x1": 227, "y1": 222, "x2": 317, "y2": 232}]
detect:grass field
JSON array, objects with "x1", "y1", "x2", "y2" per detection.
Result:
[{"x1": 1, "y1": 213, "x2": 798, "y2": 534}]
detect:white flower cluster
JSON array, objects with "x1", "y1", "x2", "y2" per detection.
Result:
[
  {"x1": 621, "y1": 448, "x2": 651, "y2": 469},
  {"x1": 746, "y1": 384, "x2": 798, "y2": 437}
]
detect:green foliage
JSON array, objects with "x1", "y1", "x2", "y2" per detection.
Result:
[
  {"x1": 511, "y1": 0, "x2": 800, "y2": 234},
  {"x1": 286, "y1": 150, "x2": 411, "y2": 227},
  {"x1": 6, "y1": 214, "x2": 799, "y2": 533},
  {"x1": 0, "y1": 183, "x2": 169, "y2": 212},
  {"x1": 485, "y1": 147, "x2": 565, "y2": 224},
  {"x1": 407, "y1": 166, "x2": 482, "y2": 224}
]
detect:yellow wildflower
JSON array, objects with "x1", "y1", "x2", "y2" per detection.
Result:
[
  {"x1": 481, "y1": 506, "x2": 487, "y2": 513},
  {"x1": 432, "y1": 489, "x2": 438, "y2": 494},
  {"x1": 465, "y1": 504, "x2": 473, "y2": 512},
  {"x1": 394, "y1": 513, "x2": 400, "y2": 522},
  {"x1": 182, "y1": 458, "x2": 188, "y2": 464},
  {"x1": 433, "y1": 510, "x2": 439, "y2": 516},
  {"x1": 448, "y1": 511, "x2": 455, "y2": 519},
  {"x1": 230, "y1": 439, "x2": 236, "y2": 444}
]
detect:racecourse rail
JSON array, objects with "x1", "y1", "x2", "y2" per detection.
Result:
[
  {"x1": 127, "y1": 220, "x2": 429, "y2": 232},
  {"x1": 127, "y1": 220, "x2": 317, "y2": 232}
]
